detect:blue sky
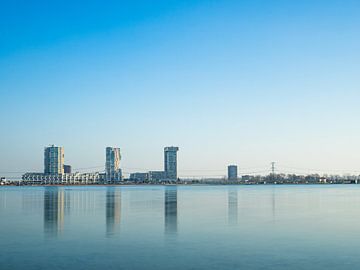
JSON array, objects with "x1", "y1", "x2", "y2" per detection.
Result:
[{"x1": 1, "y1": 0, "x2": 360, "y2": 178}]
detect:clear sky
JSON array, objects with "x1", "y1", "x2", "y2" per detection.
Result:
[{"x1": 1, "y1": 0, "x2": 360, "y2": 178}]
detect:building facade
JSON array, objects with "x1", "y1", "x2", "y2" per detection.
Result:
[
  {"x1": 105, "y1": 147, "x2": 122, "y2": 182},
  {"x1": 0, "y1": 177, "x2": 6, "y2": 185},
  {"x1": 63, "y1": 165, "x2": 72, "y2": 174},
  {"x1": 44, "y1": 145, "x2": 64, "y2": 174},
  {"x1": 22, "y1": 172, "x2": 105, "y2": 185},
  {"x1": 148, "y1": 171, "x2": 166, "y2": 181},
  {"x1": 164, "y1": 146, "x2": 179, "y2": 180},
  {"x1": 227, "y1": 165, "x2": 238, "y2": 180},
  {"x1": 129, "y1": 172, "x2": 149, "y2": 182}
]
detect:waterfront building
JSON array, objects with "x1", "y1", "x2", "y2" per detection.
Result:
[
  {"x1": 44, "y1": 145, "x2": 64, "y2": 174},
  {"x1": 0, "y1": 177, "x2": 6, "y2": 185},
  {"x1": 22, "y1": 172, "x2": 105, "y2": 185},
  {"x1": 63, "y1": 165, "x2": 72, "y2": 174},
  {"x1": 148, "y1": 171, "x2": 166, "y2": 181},
  {"x1": 105, "y1": 147, "x2": 122, "y2": 182},
  {"x1": 164, "y1": 146, "x2": 179, "y2": 180},
  {"x1": 129, "y1": 172, "x2": 149, "y2": 182},
  {"x1": 228, "y1": 165, "x2": 238, "y2": 180}
]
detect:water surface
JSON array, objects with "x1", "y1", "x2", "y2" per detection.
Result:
[{"x1": 1, "y1": 185, "x2": 360, "y2": 270}]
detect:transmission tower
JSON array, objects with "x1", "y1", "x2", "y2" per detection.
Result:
[
  {"x1": 271, "y1": 162, "x2": 276, "y2": 182},
  {"x1": 271, "y1": 162, "x2": 275, "y2": 175}
]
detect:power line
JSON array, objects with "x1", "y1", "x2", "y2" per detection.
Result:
[
  {"x1": 279, "y1": 165, "x2": 360, "y2": 174},
  {"x1": 3, "y1": 163, "x2": 360, "y2": 178},
  {"x1": 271, "y1": 162, "x2": 276, "y2": 175}
]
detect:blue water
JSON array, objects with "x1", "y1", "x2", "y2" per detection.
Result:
[{"x1": 1, "y1": 185, "x2": 360, "y2": 270}]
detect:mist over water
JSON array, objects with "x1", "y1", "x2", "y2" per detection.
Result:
[{"x1": 1, "y1": 185, "x2": 360, "y2": 270}]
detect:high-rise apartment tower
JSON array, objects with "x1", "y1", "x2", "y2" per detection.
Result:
[
  {"x1": 164, "y1": 146, "x2": 179, "y2": 180},
  {"x1": 44, "y1": 145, "x2": 64, "y2": 174},
  {"x1": 105, "y1": 147, "x2": 122, "y2": 181},
  {"x1": 227, "y1": 165, "x2": 238, "y2": 180}
]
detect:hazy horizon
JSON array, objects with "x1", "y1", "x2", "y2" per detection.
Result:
[{"x1": 1, "y1": 1, "x2": 360, "y2": 178}]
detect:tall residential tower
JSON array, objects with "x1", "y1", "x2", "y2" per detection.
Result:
[
  {"x1": 105, "y1": 147, "x2": 122, "y2": 182},
  {"x1": 227, "y1": 165, "x2": 238, "y2": 181},
  {"x1": 164, "y1": 146, "x2": 179, "y2": 180},
  {"x1": 44, "y1": 145, "x2": 64, "y2": 174}
]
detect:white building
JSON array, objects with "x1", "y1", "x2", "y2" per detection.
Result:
[
  {"x1": 22, "y1": 172, "x2": 105, "y2": 185},
  {"x1": 0, "y1": 177, "x2": 7, "y2": 185}
]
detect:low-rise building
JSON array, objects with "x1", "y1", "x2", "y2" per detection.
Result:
[
  {"x1": 129, "y1": 172, "x2": 149, "y2": 182},
  {"x1": 22, "y1": 172, "x2": 106, "y2": 185},
  {"x1": 148, "y1": 171, "x2": 166, "y2": 181},
  {"x1": 63, "y1": 165, "x2": 72, "y2": 174},
  {"x1": 0, "y1": 177, "x2": 6, "y2": 185}
]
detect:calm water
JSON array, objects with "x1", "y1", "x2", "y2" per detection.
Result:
[{"x1": 1, "y1": 185, "x2": 360, "y2": 270}]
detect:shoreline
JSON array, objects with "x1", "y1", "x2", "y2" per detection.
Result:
[{"x1": 1, "y1": 182, "x2": 358, "y2": 187}]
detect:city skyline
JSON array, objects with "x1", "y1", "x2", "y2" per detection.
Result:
[
  {"x1": 22, "y1": 144, "x2": 182, "y2": 183},
  {"x1": 12, "y1": 143, "x2": 360, "y2": 183},
  {"x1": 1, "y1": 1, "x2": 360, "y2": 177},
  {"x1": 5, "y1": 142, "x2": 360, "y2": 180}
]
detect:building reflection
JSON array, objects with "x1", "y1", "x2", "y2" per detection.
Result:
[
  {"x1": 272, "y1": 187, "x2": 276, "y2": 220},
  {"x1": 164, "y1": 187, "x2": 178, "y2": 235},
  {"x1": 228, "y1": 189, "x2": 238, "y2": 225},
  {"x1": 106, "y1": 187, "x2": 121, "y2": 237},
  {"x1": 44, "y1": 187, "x2": 69, "y2": 237},
  {"x1": 0, "y1": 190, "x2": 7, "y2": 210},
  {"x1": 22, "y1": 189, "x2": 44, "y2": 214}
]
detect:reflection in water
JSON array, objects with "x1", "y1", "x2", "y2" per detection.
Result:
[
  {"x1": 0, "y1": 190, "x2": 6, "y2": 210},
  {"x1": 5, "y1": 186, "x2": 360, "y2": 270},
  {"x1": 44, "y1": 187, "x2": 69, "y2": 237},
  {"x1": 106, "y1": 188, "x2": 121, "y2": 237},
  {"x1": 228, "y1": 189, "x2": 238, "y2": 225},
  {"x1": 22, "y1": 190, "x2": 44, "y2": 214},
  {"x1": 71, "y1": 190, "x2": 96, "y2": 214},
  {"x1": 272, "y1": 187, "x2": 276, "y2": 220},
  {"x1": 164, "y1": 187, "x2": 178, "y2": 235}
]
